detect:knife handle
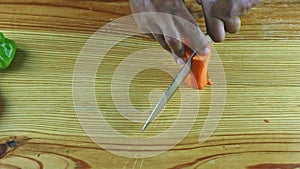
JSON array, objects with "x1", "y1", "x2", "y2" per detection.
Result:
[{"x1": 184, "y1": 45, "x2": 212, "y2": 89}]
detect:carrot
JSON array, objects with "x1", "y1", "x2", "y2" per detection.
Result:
[{"x1": 184, "y1": 45, "x2": 212, "y2": 89}]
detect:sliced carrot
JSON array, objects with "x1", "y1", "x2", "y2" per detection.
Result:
[{"x1": 184, "y1": 45, "x2": 212, "y2": 89}]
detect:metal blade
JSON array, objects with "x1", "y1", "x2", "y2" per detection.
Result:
[{"x1": 142, "y1": 50, "x2": 197, "y2": 131}]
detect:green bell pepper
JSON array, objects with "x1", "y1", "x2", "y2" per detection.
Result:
[{"x1": 0, "y1": 32, "x2": 17, "y2": 70}]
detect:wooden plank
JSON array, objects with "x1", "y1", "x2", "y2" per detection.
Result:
[{"x1": 0, "y1": 0, "x2": 299, "y2": 168}]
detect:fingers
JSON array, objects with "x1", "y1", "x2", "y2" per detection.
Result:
[
  {"x1": 159, "y1": 18, "x2": 186, "y2": 63},
  {"x1": 132, "y1": 0, "x2": 211, "y2": 63},
  {"x1": 137, "y1": 17, "x2": 186, "y2": 64},
  {"x1": 211, "y1": 0, "x2": 259, "y2": 18},
  {"x1": 206, "y1": 17, "x2": 226, "y2": 42},
  {"x1": 173, "y1": 5, "x2": 210, "y2": 56},
  {"x1": 144, "y1": 33, "x2": 185, "y2": 64},
  {"x1": 146, "y1": 32, "x2": 183, "y2": 64},
  {"x1": 224, "y1": 17, "x2": 241, "y2": 34},
  {"x1": 144, "y1": 15, "x2": 186, "y2": 63},
  {"x1": 153, "y1": 34, "x2": 185, "y2": 64},
  {"x1": 164, "y1": 36, "x2": 185, "y2": 63},
  {"x1": 202, "y1": 0, "x2": 259, "y2": 41},
  {"x1": 143, "y1": 10, "x2": 188, "y2": 63},
  {"x1": 202, "y1": 0, "x2": 226, "y2": 42},
  {"x1": 151, "y1": 34, "x2": 172, "y2": 52}
]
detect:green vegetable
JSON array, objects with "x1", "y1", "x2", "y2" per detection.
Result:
[{"x1": 0, "y1": 32, "x2": 17, "y2": 70}]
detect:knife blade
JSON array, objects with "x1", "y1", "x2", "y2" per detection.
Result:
[{"x1": 141, "y1": 50, "x2": 197, "y2": 131}]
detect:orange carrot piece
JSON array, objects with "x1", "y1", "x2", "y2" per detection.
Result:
[{"x1": 184, "y1": 45, "x2": 212, "y2": 89}]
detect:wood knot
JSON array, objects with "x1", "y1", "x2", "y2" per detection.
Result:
[
  {"x1": 0, "y1": 136, "x2": 29, "y2": 159},
  {"x1": 7, "y1": 140, "x2": 17, "y2": 148}
]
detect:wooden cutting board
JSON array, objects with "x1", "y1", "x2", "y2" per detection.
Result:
[{"x1": 0, "y1": 0, "x2": 299, "y2": 168}]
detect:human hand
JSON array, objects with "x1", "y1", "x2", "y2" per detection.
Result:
[
  {"x1": 198, "y1": 0, "x2": 260, "y2": 42},
  {"x1": 129, "y1": 0, "x2": 210, "y2": 64}
]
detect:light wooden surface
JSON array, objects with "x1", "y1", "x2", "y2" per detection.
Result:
[{"x1": 0, "y1": 0, "x2": 300, "y2": 168}]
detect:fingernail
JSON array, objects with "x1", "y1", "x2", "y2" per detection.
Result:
[
  {"x1": 202, "y1": 47, "x2": 210, "y2": 56},
  {"x1": 176, "y1": 58, "x2": 185, "y2": 65}
]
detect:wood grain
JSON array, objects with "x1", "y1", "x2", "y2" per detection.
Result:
[{"x1": 0, "y1": 0, "x2": 299, "y2": 168}]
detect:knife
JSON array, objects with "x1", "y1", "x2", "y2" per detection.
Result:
[{"x1": 141, "y1": 50, "x2": 197, "y2": 131}]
